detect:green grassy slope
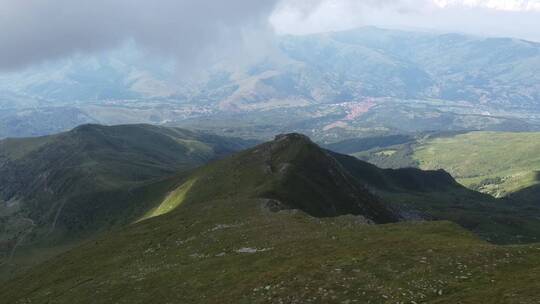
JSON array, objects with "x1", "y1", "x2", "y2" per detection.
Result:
[
  {"x1": 323, "y1": 135, "x2": 413, "y2": 155},
  {"x1": 139, "y1": 133, "x2": 540, "y2": 244},
  {"x1": 4, "y1": 202, "x2": 540, "y2": 304},
  {"x1": 332, "y1": 152, "x2": 540, "y2": 244},
  {"x1": 166, "y1": 133, "x2": 400, "y2": 223},
  {"x1": 348, "y1": 131, "x2": 540, "y2": 204},
  {"x1": 308, "y1": 135, "x2": 540, "y2": 243},
  {"x1": 3, "y1": 133, "x2": 540, "y2": 303},
  {"x1": 412, "y1": 132, "x2": 540, "y2": 198},
  {"x1": 0, "y1": 124, "x2": 255, "y2": 279}
]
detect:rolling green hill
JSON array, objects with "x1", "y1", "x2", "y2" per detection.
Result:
[
  {"x1": 2, "y1": 133, "x2": 540, "y2": 303},
  {"x1": 412, "y1": 132, "x2": 540, "y2": 197},
  {"x1": 0, "y1": 124, "x2": 255, "y2": 279},
  {"x1": 348, "y1": 131, "x2": 540, "y2": 205}
]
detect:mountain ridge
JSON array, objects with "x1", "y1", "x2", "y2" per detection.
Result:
[
  {"x1": 2, "y1": 131, "x2": 540, "y2": 303},
  {"x1": 2, "y1": 27, "x2": 540, "y2": 139},
  {"x1": 0, "y1": 124, "x2": 256, "y2": 280}
]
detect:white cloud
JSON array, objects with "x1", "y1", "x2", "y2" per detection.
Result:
[
  {"x1": 270, "y1": 1, "x2": 367, "y2": 35},
  {"x1": 271, "y1": 0, "x2": 540, "y2": 41},
  {"x1": 433, "y1": 0, "x2": 540, "y2": 12}
]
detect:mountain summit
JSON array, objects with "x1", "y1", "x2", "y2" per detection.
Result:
[{"x1": 172, "y1": 132, "x2": 401, "y2": 223}]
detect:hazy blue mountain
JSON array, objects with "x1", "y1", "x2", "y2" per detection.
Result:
[
  {"x1": 2, "y1": 27, "x2": 540, "y2": 140},
  {"x1": 280, "y1": 27, "x2": 540, "y2": 107}
]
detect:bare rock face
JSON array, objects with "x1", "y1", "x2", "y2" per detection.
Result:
[{"x1": 260, "y1": 199, "x2": 289, "y2": 213}]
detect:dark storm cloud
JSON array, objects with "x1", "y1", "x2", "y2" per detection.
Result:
[{"x1": 0, "y1": 0, "x2": 279, "y2": 70}]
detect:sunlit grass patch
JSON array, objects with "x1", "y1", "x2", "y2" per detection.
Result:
[{"x1": 138, "y1": 178, "x2": 198, "y2": 221}]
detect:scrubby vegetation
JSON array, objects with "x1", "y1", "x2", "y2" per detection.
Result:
[
  {"x1": 3, "y1": 133, "x2": 540, "y2": 303},
  {"x1": 0, "y1": 124, "x2": 255, "y2": 280}
]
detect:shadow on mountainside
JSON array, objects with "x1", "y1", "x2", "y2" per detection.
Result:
[
  {"x1": 149, "y1": 135, "x2": 540, "y2": 245},
  {"x1": 507, "y1": 171, "x2": 540, "y2": 206}
]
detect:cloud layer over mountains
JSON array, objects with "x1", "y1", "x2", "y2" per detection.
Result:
[
  {"x1": 0, "y1": 0, "x2": 279, "y2": 70},
  {"x1": 1, "y1": 0, "x2": 539, "y2": 71}
]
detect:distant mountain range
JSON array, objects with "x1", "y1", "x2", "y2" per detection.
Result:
[{"x1": 1, "y1": 27, "x2": 540, "y2": 139}]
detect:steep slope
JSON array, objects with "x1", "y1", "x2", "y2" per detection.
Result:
[
  {"x1": 149, "y1": 133, "x2": 400, "y2": 223},
  {"x1": 0, "y1": 124, "x2": 255, "y2": 277},
  {"x1": 2, "y1": 134, "x2": 540, "y2": 303},
  {"x1": 157, "y1": 132, "x2": 540, "y2": 244},
  {"x1": 332, "y1": 152, "x2": 540, "y2": 244}
]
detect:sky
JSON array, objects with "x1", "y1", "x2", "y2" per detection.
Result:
[
  {"x1": 271, "y1": 0, "x2": 540, "y2": 38},
  {"x1": 1, "y1": 0, "x2": 539, "y2": 71}
]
